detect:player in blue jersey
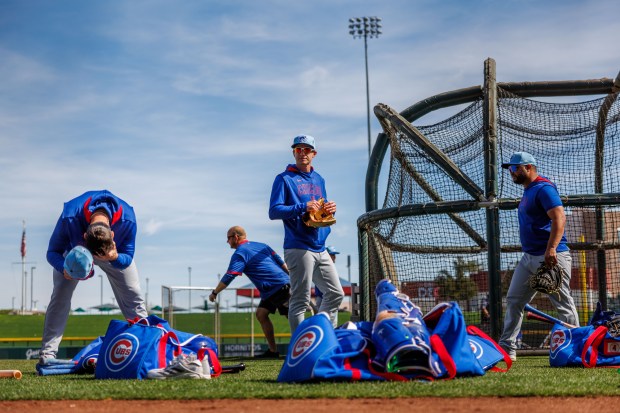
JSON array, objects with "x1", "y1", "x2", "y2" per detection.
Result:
[
  {"x1": 209, "y1": 226, "x2": 291, "y2": 358},
  {"x1": 38, "y1": 190, "x2": 148, "y2": 366},
  {"x1": 269, "y1": 135, "x2": 344, "y2": 332},
  {"x1": 498, "y1": 152, "x2": 579, "y2": 361}
]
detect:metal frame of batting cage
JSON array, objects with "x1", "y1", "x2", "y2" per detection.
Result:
[{"x1": 359, "y1": 58, "x2": 620, "y2": 343}]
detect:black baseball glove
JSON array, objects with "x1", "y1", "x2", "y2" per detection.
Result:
[
  {"x1": 607, "y1": 315, "x2": 620, "y2": 338},
  {"x1": 528, "y1": 262, "x2": 564, "y2": 297}
]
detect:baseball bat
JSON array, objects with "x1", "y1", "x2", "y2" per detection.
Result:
[
  {"x1": 0, "y1": 370, "x2": 22, "y2": 379},
  {"x1": 524, "y1": 304, "x2": 576, "y2": 329},
  {"x1": 221, "y1": 363, "x2": 246, "y2": 374}
]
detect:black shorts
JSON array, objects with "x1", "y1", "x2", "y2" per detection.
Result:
[{"x1": 258, "y1": 284, "x2": 290, "y2": 316}]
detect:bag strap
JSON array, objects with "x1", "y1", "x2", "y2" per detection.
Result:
[
  {"x1": 128, "y1": 316, "x2": 152, "y2": 326},
  {"x1": 466, "y1": 325, "x2": 513, "y2": 372},
  {"x1": 581, "y1": 325, "x2": 608, "y2": 368},
  {"x1": 157, "y1": 330, "x2": 182, "y2": 368},
  {"x1": 430, "y1": 334, "x2": 456, "y2": 379},
  {"x1": 343, "y1": 357, "x2": 363, "y2": 381},
  {"x1": 198, "y1": 347, "x2": 222, "y2": 378}
]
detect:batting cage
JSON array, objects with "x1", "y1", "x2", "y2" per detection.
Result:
[{"x1": 358, "y1": 58, "x2": 620, "y2": 352}]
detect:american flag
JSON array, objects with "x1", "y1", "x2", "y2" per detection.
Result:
[{"x1": 20, "y1": 224, "x2": 26, "y2": 258}]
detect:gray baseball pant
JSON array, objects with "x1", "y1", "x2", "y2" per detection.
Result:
[
  {"x1": 499, "y1": 251, "x2": 579, "y2": 356},
  {"x1": 285, "y1": 248, "x2": 344, "y2": 332},
  {"x1": 40, "y1": 259, "x2": 147, "y2": 359}
]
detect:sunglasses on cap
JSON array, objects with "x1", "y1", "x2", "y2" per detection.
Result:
[{"x1": 508, "y1": 164, "x2": 530, "y2": 173}]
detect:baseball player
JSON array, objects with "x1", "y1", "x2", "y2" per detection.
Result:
[
  {"x1": 38, "y1": 190, "x2": 148, "y2": 366},
  {"x1": 498, "y1": 152, "x2": 579, "y2": 361},
  {"x1": 269, "y1": 135, "x2": 344, "y2": 332},
  {"x1": 209, "y1": 226, "x2": 291, "y2": 358}
]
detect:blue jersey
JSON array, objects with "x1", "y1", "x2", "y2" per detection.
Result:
[
  {"x1": 269, "y1": 164, "x2": 331, "y2": 251},
  {"x1": 221, "y1": 240, "x2": 290, "y2": 299},
  {"x1": 518, "y1": 176, "x2": 568, "y2": 255},
  {"x1": 47, "y1": 190, "x2": 137, "y2": 273}
]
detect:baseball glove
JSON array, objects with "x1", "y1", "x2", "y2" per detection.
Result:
[
  {"x1": 302, "y1": 198, "x2": 336, "y2": 228},
  {"x1": 528, "y1": 262, "x2": 564, "y2": 296},
  {"x1": 607, "y1": 315, "x2": 620, "y2": 338}
]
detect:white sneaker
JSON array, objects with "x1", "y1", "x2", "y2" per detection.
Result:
[{"x1": 147, "y1": 354, "x2": 211, "y2": 380}]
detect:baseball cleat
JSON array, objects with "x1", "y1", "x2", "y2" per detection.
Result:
[{"x1": 146, "y1": 354, "x2": 211, "y2": 379}]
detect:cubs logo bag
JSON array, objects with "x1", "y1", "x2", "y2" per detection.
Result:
[
  {"x1": 550, "y1": 301, "x2": 620, "y2": 368},
  {"x1": 277, "y1": 313, "x2": 386, "y2": 382},
  {"x1": 95, "y1": 315, "x2": 219, "y2": 379},
  {"x1": 278, "y1": 282, "x2": 511, "y2": 383},
  {"x1": 550, "y1": 324, "x2": 620, "y2": 367}
]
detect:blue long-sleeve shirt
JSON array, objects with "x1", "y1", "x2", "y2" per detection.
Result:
[
  {"x1": 269, "y1": 164, "x2": 331, "y2": 251},
  {"x1": 47, "y1": 190, "x2": 138, "y2": 273}
]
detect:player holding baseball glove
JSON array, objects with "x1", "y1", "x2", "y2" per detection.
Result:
[
  {"x1": 269, "y1": 135, "x2": 344, "y2": 332},
  {"x1": 498, "y1": 152, "x2": 579, "y2": 361}
]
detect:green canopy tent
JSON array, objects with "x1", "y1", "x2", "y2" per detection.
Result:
[{"x1": 91, "y1": 303, "x2": 120, "y2": 313}]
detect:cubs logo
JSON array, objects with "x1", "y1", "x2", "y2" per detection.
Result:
[
  {"x1": 287, "y1": 325, "x2": 324, "y2": 367},
  {"x1": 469, "y1": 339, "x2": 484, "y2": 359},
  {"x1": 104, "y1": 333, "x2": 139, "y2": 372},
  {"x1": 550, "y1": 330, "x2": 567, "y2": 353}
]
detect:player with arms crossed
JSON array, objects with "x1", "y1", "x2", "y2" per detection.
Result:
[
  {"x1": 499, "y1": 152, "x2": 579, "y2": 361},
  {"x1": 209, "y1": 226, "x2": 291, "y2": 358},
  {"x1": 38, "y1": 190, "x2": 148, "y2": 367},
  {"x1": 269, "y1": 135, "x2": 344, "y2": 332}
]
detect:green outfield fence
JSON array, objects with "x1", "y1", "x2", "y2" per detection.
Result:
[{"x1": 358, "y1": 58, "x2": 620, "y2": 353}]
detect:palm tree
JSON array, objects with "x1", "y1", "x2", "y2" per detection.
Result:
[{"x1": 435, "y1": 257, "x2": 480, "y2": 309}]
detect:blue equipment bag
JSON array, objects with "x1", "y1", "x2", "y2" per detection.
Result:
[
  {"x1": 466, "y1": 326, "x2": 511, "y2": 372},
  {"x1": 278, "y1": 285, "x2": 511, "y2": 383},
  {"x1": 550, "y1": 301, "x2": 620, "y2": 368},
  {"x1": 550, "y1": 324, "x2": 620, "y2": 368},
  {"x1": 277, "y1": 314, "x2": 387, "y2": 382},
  {"x1": 95, "y1": 315, "x2": 219, "y2": 379}
]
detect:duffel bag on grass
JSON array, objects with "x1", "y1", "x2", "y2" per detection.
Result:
[{"x1": 95, "y1": 315, "x2": 219, "y2": 379}]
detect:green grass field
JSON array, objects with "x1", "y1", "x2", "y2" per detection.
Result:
[
  {"x1": 1, "y1": 314, "x2": 618, "y2": 400},
  {"x1": 0, "y1": 357, "x2": 618, "y2": 400}
]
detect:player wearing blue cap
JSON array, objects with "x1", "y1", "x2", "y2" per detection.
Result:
[
  {"x1": 498, "y1": 152, "x2": 579, "y2": 361},
  {"x1": 269, "y1": 135, "x2": 344, "y2": 331},
  {"x1": 38, "y1": 190, "x2": 148, "y2": 367}
]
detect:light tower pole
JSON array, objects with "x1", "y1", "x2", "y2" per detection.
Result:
[
  {"x1": 145, "y1": 277, "x2": 150, "y2": 312},
  {"x1": 98, "y1": 273, "x2": 103, "y2": 307},
  {"x1": 30, "y1": 266, "x2": 36, "y2": 312},
  {"x1": 188, "y1": 266, "x2": 192, "y2": 313},
  {"x1": 348, "y1": 16, "x2": 382, "y2": 158}
]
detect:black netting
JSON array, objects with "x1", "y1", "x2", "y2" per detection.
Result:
[{"x1": 362, "y1": 89, "x2": 620, "y2": 351}]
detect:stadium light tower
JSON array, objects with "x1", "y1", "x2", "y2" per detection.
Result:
[{"x1": 349, "y1": 16, "x2": 382, "y2": 158}]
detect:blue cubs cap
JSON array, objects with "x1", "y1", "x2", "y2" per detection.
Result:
[
  {"x1": 501, "y1": 152, "x2": 537, "y2": 169},
  {"x1": 63, "y1": 246, "x2": 94, "y2": 280},
  {"x1": 291, "y1": 135, "x2": 316, "y2": 149},
  {"x1": 326, "y1": 245, "x2": 340, "y2": 255}
]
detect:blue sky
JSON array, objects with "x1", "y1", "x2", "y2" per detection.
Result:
[{"x1": 1, "y1": 0, "x2": 619, "y2": 311}]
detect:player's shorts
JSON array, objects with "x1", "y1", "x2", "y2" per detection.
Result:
[{"x1": 259, "y1": 284, "x2": 290, "y2": 316}]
